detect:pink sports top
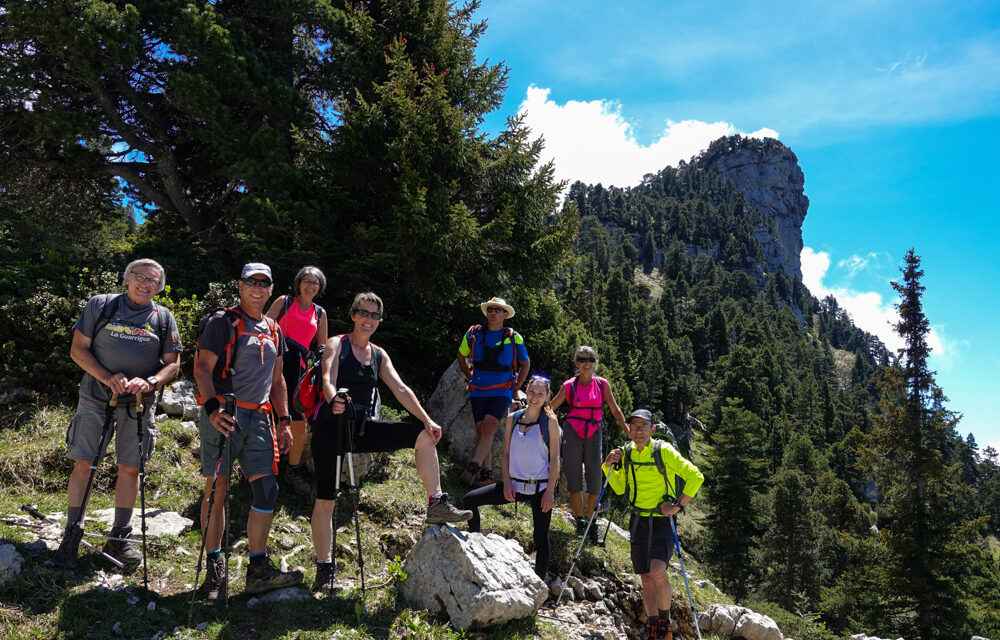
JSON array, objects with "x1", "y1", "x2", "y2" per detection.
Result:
[
  {"x1": 564, "y1": 375, "x2": 607, "y2": 439},
  {"x1": 279, "y1": 296, "x2": 319, "y2": 347}
]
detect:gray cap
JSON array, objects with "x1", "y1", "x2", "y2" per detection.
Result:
[
  {"x1": 241, "y1": 262, "x2": 272, "y2": 280},
  {"x1": 627, "y1": 409, "x2": 653, "y2": 423}
]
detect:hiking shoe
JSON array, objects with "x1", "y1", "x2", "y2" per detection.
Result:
[
  {"x1": 285, "y1": 464, "x2": 312, "y2": 497},
  {"x1": 195, "y1": 555, "x2": 226, "y2": 601},
  {"x1": 587, "y1": 518, "x2": 601, "y2": 545},
  {"x1": 459, "y1": 461, "x2": 481, "y2": 487},
  {"x1": 654, "y1": 617, "x2": 672, "y2": 640},
  {"x1": 245, "y1": 555, "x2": 303, "y2": 595},
  {"x1": 104, "y1": 525, "x2": 142, "y2": 569},
  {"x1": 426, "y1": 493, "x2": 473, "y2": 525},
  {"x1": 312, "y1": 562, "x2": 339, "y2": 593},
  {"x1": 476, "y1": 467, "x2": 494, "y2": 487},
  {"x1": 54, "y1": 525, "x2": 84, "y2": 569},
  {"x1": 575, "y1": 517, "x2": 587, "y2": 538}
]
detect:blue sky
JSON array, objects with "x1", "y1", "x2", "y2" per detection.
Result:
[{"x1": 473, "y1": 0, "x2": 1000, "y2": 451}]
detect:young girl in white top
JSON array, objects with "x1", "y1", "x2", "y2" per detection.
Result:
[{"x1": 462, "y1": 375, "x2": 560, "y2": 578}]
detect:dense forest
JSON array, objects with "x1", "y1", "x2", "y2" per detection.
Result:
[{"x1": 2, "y1": 2, "x2": 999, "y2": 639}]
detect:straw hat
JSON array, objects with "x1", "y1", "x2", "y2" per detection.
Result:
[{"x1": 480, "y1": 297, "x2": 515, "y2": 318}]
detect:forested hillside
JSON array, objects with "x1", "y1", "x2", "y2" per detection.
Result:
[{"x1": 2, "y1": 2, "x2": 1000, "y2": 639}]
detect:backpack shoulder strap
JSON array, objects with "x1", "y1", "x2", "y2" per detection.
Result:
[
  {"x1": 568, "y1": 375, "x2": 579, "y2": 407},
  {"x1": 313, "y1": 303, "x2": 324, "y2": 323},
  {"x1": 370, "y1": 342, "x2": 383, "y2": 373},
  {"x1": 598, "y1": 376, "x2": 608, "y2": 403},
  {"x1": 275, "y1": 294, "x2": 294, "y2": 324},
  {"x1": 154, "y1": 303, "x2": 169, "y2": 351},
  {"x1": 92, "y1": 293, "x2": 122, "y2": 337}
]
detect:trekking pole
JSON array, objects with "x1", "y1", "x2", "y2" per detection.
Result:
[
  {"x1": 669, "y1": 516, "x2": 703, "y2": 640},
  {"x1": 556, "y1": 465, "x2": 615, "y2": 606},
  {"x1": 3, "y1": 518, "x2": 141, "y2": 543},
  {"x1": 188, "y1": 393, "x2": 237, "y2": 625},
  {"x1": 221, "y1": 394, "x2": 237, "y2": 614},
  {"x1": 135, "y1": 394, "x2": 149, "y2": 591},
  {"x1": 20, "y1": 504, "x2": 124, "y2": 568},
  {"x1": 57, "y1": 392, "x2": 125, "y2": 569},
  {"x1": 337, "y1": 388, "x2": 367, "y2": 612}
]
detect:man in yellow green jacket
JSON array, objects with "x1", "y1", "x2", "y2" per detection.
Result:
[{"x1": 603, "y1": 409, "x2": 704, "y2": 640}]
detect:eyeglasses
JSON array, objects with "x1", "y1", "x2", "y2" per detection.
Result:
[
  {"x1": 241, "y1": 277, "x2": 272, "y2": 288},
  {"x1": 355, "y1": 309, "x2": 384, "y2": 321},
  {"x1": 301, "y1": 279, "x2": 321, "y2": 287},
  {"x1": 629, "y1": 421, "x2": 653, "y2": 430},
  {"x1": 130, "y1": 273, "x2": 160, "y2": 287},
  {"x1": 486, "y1": 306, "x2": 505, "y2": 313},
  {"x1": 576, "y1": 357, "x2": 596, "y2": 363}
]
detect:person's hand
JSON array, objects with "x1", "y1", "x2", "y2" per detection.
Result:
[
  {"x1": 503, "y1": 480, "x2": 515, "y2": 502},
  {"x1": 277, "y1": 423, "x2": 293, "y2": 454},
  {"x1": 604, "y1": 448, "x2": 623, "y2": 467},
  {"x1": 124, "y1": 377, "x2": 154, "y2": 395},
  {"x1": 331, "y1": 395, "x2": 346, "y2": 415},
  {"x1": 210, "y1": 408, "x2": 236, "y2": 435},
  {"x1": 659, "y1": 501, "x2": 681, "y2": 517},
  {"x1": 104, "y1": 372, "x2": 129, "y2": 395},
  {"x1": 510, "y1": 399, "x2": 524, "y2": 411},
  {"x1": 541, "y1": 487, "x2": 554, "y2": 512},
  {"x1": 424, "y1": 420, "x2": 443, "y2": 445}
]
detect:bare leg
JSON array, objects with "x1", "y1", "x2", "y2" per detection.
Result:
[
  {"x1": 311, "y1": 498, "x2": 336, "y2": 562},
  {"x1": 201, "y1": 475, "x2": 230, "y2": 551},
  {"x1": 66, "y1": 459, "x2": 92, "y2": 513},
  {"x1": 570, "y1": 491, "x2": 585, "y2": 519},
  {"x1": 639, "y1": 559, "x2": 672, "y2": 617},
  {"x1": 288, "y1": 420, "x2": 308, "y2": 466},
  {"x1": 114, "y1": 464, "x2": 139, "y2": 509},
  {"x1": 472, "y1": 415, "x2": 500, "y2": 471},
  {"x1": 586, "y1": 493, "x2": 599, "y2": 518},
  {"x1": 414, "y1": 430, "x2": 443, "y2": 498}
]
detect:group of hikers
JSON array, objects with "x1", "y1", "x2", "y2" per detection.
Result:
[{"x1": 50, "y1": 258, "x2": 704, "y2": 640}]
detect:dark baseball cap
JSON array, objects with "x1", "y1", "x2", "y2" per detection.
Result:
[{"x1": 627, "y1": 409, "x2": 653, "y2": 423}]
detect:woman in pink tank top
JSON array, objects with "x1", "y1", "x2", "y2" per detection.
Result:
[
  {"x1": 266, "y1": 266, "x2": 329, "y2": 496},
  {"x1": 550, "y1": 345, "x2": 626, "y2": 543}
]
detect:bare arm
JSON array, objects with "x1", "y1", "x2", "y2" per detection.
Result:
[
  {"x1": 269, "y1": 354, "x2": 291, "y2": 454},
  {"x1": 321, "y1": 335, "x2": 342, "y2": 403},
  {"x1": 542, "y1": 409, "x2": 560, "y2": 512},
  {"x1": 501, "y1": 412, "x2": 515, "y2": 500},
  {"x1": 195, "y1": 349, "x2": 234, "y2": 435},
  {"x1": 549, "y1": 385, "x2": 567, "y2": 411},
  {"x1": 514, "y1": 358, "x2": 530, "y2": 391},
  {"x1": 604, "y1": 382, "x2": 627, "y2": 434},
  {"x1": 457, "y1": 351, "x2": 472, "y2": 381},
  {"x1": 70, "y1": 330, "x2": 124, "y2": 393},
  {"x1": 316, "y1": 308, "x2": 329, "y2": 345},
  {"x1": 265, "y1": 296, "x2": 284, "y2": 322}
]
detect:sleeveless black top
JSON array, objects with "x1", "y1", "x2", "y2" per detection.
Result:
[{"x1": 337, "y1": 337, "x2": 381, "y2": 417}]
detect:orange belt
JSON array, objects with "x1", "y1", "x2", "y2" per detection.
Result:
[{"x1": 216, "y1": 396, "x2": 280, "y2": 474}]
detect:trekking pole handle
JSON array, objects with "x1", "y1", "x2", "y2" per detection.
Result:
[
  {"x1": 335, "y1": 388, "x2": 349, "y2": 400},
  {"x1": 223, "y1": 393, "x2": 238, "y2": 433}
]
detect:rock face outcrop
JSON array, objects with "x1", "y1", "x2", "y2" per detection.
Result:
[
  {"x1": 399, "y1": 526, "x2": 548, "y2": 630},
  {"x1": 426, "y1": 360, "x2": 504, "y2": 470},
  {"x1": 700, "y1": 136, "x2": 809, "y2": 279},
  {"x1": 698, "y1": 603, "x2": 783, "y2": 640}
]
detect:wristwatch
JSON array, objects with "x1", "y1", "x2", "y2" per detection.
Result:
[
  {"x1": 146, "y1": 376, "x2": 160, "y2": 388},
  {"x1": 279, "y1": 415, "x2": 292, "y2": 424}
]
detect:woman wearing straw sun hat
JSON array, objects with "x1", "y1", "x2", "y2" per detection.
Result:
[{"x1": 457, "y1": 297, "x2": 531, "y2": 487}]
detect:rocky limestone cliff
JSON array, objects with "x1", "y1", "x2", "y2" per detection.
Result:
[{"x1": 698, "y1": 136, "x2": 809, "y2": 278}]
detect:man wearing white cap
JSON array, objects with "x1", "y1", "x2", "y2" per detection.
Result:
[
  {"x1": 193, "y1": 262, "x2": 302, "y2": 599},
  {"x1": 457, "y1": 297, "x2": 530, "y2": 487}
]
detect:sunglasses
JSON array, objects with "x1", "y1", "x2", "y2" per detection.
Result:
[
  {"x1": 241, "y1": 277, "x2": 272, "y2": 288},
  {"x1": 355, "y1": 309, "x2": 384, "y2": 321},
  {"x1": 576, "y1": 357, "x2": 596, "y2": 363},
  {"x1": 486, "y1": 306, "x2": 505, "y2": 313}
]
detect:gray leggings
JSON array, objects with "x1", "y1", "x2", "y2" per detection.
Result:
[{"x1": 561, "y1": 425, "x2": 603, "y2": 494}]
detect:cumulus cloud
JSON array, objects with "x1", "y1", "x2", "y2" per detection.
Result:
[
  {"x1": 801, "y1": 247, "x2": 962, "y2": 370},
  {"x1": 517, "y1": 86, "x2": 778, "y2": 188}
]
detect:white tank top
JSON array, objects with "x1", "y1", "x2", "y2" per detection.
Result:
[{"x1": 509, "y1": 413, "x2": 551, "y2": 495}]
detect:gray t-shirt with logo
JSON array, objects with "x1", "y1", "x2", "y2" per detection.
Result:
[
  {"x1": 198, "y1": 309, "x2": 285, "y2": 405},
  {"x1": 74, "y1": 294, "x2": 183, "y2": 403}
]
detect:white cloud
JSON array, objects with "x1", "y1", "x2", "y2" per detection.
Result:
[
  {"x1": 517, "y1": 86, "x2": 778, "y2": 188},
  {"x1": 801, "y1": 247, "x2": 961, "y2": 370}
]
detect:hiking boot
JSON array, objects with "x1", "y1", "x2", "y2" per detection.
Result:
[
  {"x1": 586, "y1": 515, "x2": 602, "y2": 545},
  {"x1": 575, "y1": 517, "x2": 587, "y2": 538},
  {"x1": 312, "y1": 562, "x2": 339, "y2": 593},
  {"x1": 459, "y1": 461, "x2": 481, "y2": 487},
  {"x1": 54, "y1": 525, "x2": 84, "y2": 569},
  {"x1": 245, "y1": 555, "x2": 303, "y2": 595},
  {"x1": 104, "y1": 525, "x2": 142, "y2": 569},
  {"x1": 654, "y1": 616, "x2": 672, "y2": 640},
  {"x1": 195, "y1": 555, "x2": 226, "y2": 601},
  {"x1": 426, "y1": 493, "x2": 473, "y2": 525},
  {"x1": 476, "y1": 467, "x2": 494, "y2": 487},
  {"x1": 285, "y1": 464, "x2": 312, "y2": 497}
]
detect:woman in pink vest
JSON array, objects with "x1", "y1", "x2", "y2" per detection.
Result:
[
  {"x1": 266, "y1": 266, "x2": 329, "y2": 496},
  {"x1": 550, "y1": 345, "x2": 626, "y2": 544}
]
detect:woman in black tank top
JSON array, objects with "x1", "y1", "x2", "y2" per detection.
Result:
[{"x1": 305, "y1": 292, "x2": 471, "y2": 592}]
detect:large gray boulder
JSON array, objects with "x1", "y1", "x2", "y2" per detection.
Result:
[
  {"x1": 158, "y1": 380, "x2": 199, "y2": 420},
  {"x1": 0, "y1": 544, "x2": 24, "y2": 586},
  {"x1": 93, "y1": 509, "x2": 193, "y2": 537},
  {"x1": 698, "y1": 604, "x2": 783, "y2": 640},
  {"x1": 399, "y1": 526, "x2": 548, "y2": 630},
  {"x1": 426, "y1": 360, "x2": 504, "y2": 469},
  {"x1": 850, "y1": 635, "x2": 906, "y2": 640}
]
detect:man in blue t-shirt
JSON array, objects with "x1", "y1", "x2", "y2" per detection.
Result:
[{"x1": 456, "y1": 297, "x2": 530, "y2": 487}]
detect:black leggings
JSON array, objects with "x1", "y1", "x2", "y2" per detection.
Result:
[{"x1": 462, "y1": 482, "x2": 552, "y2": 578}]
